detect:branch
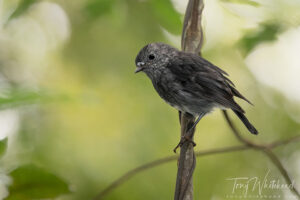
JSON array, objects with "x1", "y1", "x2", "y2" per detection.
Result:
[
  {"x1": 269, "y1": 135, "x2": 300, "y2": 148},
  {"x1": 222, "y1": 110, "x2": 300, "y2": 198},
  {"x1": 263, "y1": 149, "x2": 299, "y2": 196},
  {"x1": 175, "y1": 113, "x2": 196, "y2": 200},
  {"x1": 175, "y1": 1, "x2": 205, "y2": 200},
  {"x1": 181, "y1": 0, "x2": 204, "y2": 54},
  {"x1": 222, "y1": 110, "x2": 264, "y2": 148},
  {"x1": 93, "y1": 145, "x2": 248, "y2": 200},
  {"x1": 93, "y1": 134, "x2": 300, "y2": 200}
]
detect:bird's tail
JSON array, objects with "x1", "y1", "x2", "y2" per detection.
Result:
[{"x1": 233, "y1": 110, "x2": 258, "y2": 135}]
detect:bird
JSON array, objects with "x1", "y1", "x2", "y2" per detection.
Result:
[{"x1": 135, "y1": 42, "x2": 258, "y2": 152}]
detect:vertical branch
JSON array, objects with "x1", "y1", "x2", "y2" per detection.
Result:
[
  {"x1": 175, "y1": 113, "x2": 196, "y2": 200},
  {"x1": 181, "y1": 0, "x2": 204, "y2": 54},
  {"x1": 175, "y1": 1, "x2": 204, "y2": 200}
]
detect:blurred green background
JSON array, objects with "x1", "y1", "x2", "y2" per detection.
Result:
[{"x1": 0, "y1": 0, "x2": 300, "y2": 199}]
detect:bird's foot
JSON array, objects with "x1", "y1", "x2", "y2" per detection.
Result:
[{"x1": 173, "y1": 135, "x2": 196, "y2": 153}]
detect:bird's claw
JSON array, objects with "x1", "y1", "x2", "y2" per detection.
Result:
[
  {"x1": 173, "y1": 136, "x2": 196, "y2": 153},
  {"x1": 173, "y1": 143, "x2": 181, "y2": 153}
]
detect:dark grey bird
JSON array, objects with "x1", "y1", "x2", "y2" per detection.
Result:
[{"x1": 135, "y1": 42, "x2": 258, "y2": 151}]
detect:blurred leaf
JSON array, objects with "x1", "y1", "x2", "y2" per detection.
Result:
[
  {"x1": 239, "y1": 23, "x2": 282, "y2": 56},
  {"x1": 0, "y1": 138, "x2": 8, "y2": 159},
  {"x1": 151, "y1": 0, "x2": 182, "y2": 35},
  {"x1": 6, "y1": 164, "x2": 70, "y2": 200},
  {"x1": 0, "y1": 89, "x2": 67, "y2": 110},
  {"x1": 84, "y1": 0, "x2": 115, "y2": 19},
  {"x1": 8, "y1": 0, "x2": 37, "y2": 21},
  {"x1": 221, "y1": 0, "x2": 260, "y2": 7}
]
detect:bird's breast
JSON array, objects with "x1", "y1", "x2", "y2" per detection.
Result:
[{"x1": 151, "y1": 74, "x2": 185, "y2": 111}]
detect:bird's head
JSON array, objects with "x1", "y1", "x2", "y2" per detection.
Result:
[{"x1": 135, "y1": 42, "x2": 178, "y2": 75}]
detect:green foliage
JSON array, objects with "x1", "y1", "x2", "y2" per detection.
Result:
[
  {"x1": 6, "y1": 164, "x2": 70, "y2": 200},
  {"x1": 151, "y1": 0, "x2": 182, "y2": 35},
  {"x1": 238, "y1": 23, "x2": 282, "y2": 55},
  {"x1": 85, "y1": 0, "x2": 115, "y2": 19},
  {"x1": 83, "y1": 0, "x2": 182, "y2": 34},
  {"x1": 0, "y1": 138, "x2": 8, "y2": 159},
  {"x1": 8, "y1": 0, "x2": 37, "y2": 21},
  {"x1": 0, "y1": 89, "x2": 65, "y2": 110},
  {"x1": 221, "y1": 0, "x2": 260, "y2": 7}
]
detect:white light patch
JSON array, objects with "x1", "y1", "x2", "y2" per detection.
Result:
[
  {"x1": 0, "y1": 174, "x2": 11, "y2": 200},
  {"x1": 283, "y1": 150, "x2": 300, "y2": 200},
  {"x1": 171, "y1": 0, "x2": 266, "y2": 50},
  {"x1": 0, "y1": 2, "x2": 70, "y2": 85},
  {"x1": 171, "y1": 0, "x2": 188, "y2": 14},
  {"x1": 28, "y1": 2, "x2": 70, "y2": 49},
  {"x1": 0, "y1": 110, "x2": 19, "y2": 140},
  {"x1": 162, "y1": 28, "x2": 181, "y2": 48},
  {"x1": 246, "y1": 26, "x2": 300, "y2": 102}
]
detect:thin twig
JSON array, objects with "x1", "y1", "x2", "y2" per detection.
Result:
[
  {"x1": 93, "y1": 135, "x2": 300, "y2": 200},
  {"x1": 263, "y1": 149, "x2": 300, "y2": 198},
  {"x1": 269, "y1": 135, "x2": 300, "y2": 149},
  {"x1": 93, "y1": 155, "x2": 178, "y2": 200},
  {"x1": 222, "y1": 110, "x2": 300, "y2": 199},
  {"x1": 93, "y1": 145, "x2": 248, "y2": 200},
  {"x1": 222, "y1": 110, "x2": 263, "y2": 148}
]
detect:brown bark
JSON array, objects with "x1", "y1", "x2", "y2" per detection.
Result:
[{"x1": 174, "y1": 1, "x2": 204, "y2": 200}]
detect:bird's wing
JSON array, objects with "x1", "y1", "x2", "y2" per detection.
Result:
[
  {"x1": 193, "y1": 70, "x2": 245, "y2": 113},
  {"x1": 169, "y1": 53, "x2": 251, "y2": 112}
]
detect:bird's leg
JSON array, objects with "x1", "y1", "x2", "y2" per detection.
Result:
[
  {"x1": 173, "y1": 113, "x2": 205, "y2": 153},
  {"x1": 178, "y1": 111, "x2": 182, "y2": 124},
  {"x1": 173, "y1": 135, "x2": 196, "y2": 154}
]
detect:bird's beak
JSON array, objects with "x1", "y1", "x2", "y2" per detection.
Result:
[{"x1": 135, "y1": 62, "x2": 145, "y2": 73}]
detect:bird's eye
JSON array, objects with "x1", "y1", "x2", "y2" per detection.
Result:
[{"x1": 148, "y1": 54, "x2": 155, "y2": 60}]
